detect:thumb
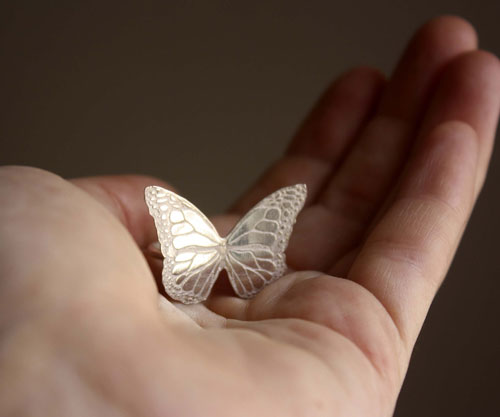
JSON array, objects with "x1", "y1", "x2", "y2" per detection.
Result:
[{"x1": 71, "y1": 175, "x2": 176, "y2": 248}]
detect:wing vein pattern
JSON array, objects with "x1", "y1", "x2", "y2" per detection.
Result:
[
  {"x1": 145, "y1": 186, "x2": 223, "y2": 304},
  {"x1": 145, "y1": 184, "x2": 306, "y2": 303},
  {"x1": 225, "y1": 184, "x2": 307, "y2": 299}
]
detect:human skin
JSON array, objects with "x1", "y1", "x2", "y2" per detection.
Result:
[{"x1": 0, "y1": 15, "x2": 499, "y2": 417}]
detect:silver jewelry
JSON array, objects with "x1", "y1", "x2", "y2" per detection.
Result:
[{"x1": 145, "y1": 184, "x2": 306, "y2": 304}]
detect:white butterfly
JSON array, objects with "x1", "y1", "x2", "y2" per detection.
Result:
[{"x1": 145, "y1": 184, "x2": 307, "y2": 304}]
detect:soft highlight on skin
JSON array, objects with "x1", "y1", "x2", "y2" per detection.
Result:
[{"x1": 0, "y1": 16, "x2": 499, "y2": 417}]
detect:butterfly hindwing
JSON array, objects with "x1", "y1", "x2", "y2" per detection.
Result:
[
  {"x1": 145, "y1": 186, "x2": 224, "y2": 304},
  {"x1": 225, "y1": 184, "x2": 307, "y2": 298}
]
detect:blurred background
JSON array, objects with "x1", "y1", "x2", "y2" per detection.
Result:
[{"x1": 1, "y1": 1, "x2": 498, "y2": 415}]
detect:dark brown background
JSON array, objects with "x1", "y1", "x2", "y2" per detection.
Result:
[{"x1": 1, "y1": 2, "x2": 499, "y2": 416}]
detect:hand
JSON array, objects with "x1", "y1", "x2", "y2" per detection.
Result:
[{"x1": 1, "y1": 16, "x2": 499, "y2": 417}]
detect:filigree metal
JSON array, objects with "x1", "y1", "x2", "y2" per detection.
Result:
[{"x1": 145, "y1": 184, "x2": 307, "y2": 304}]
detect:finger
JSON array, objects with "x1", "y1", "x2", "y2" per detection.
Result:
[
  {"x1": 287, "y1": 68, "x2": 384, "y2": 159},
  {"x1": 71, "y1": 175, "x2": 175, "y2": 248},
  {"x1": 348, "y1": 121, "x2": 479, "y2": 349},
  {"x1": 231, "y1": 67, "x2": 385, "y2": 213},
  {"x1": 330, "y1": 50, "x2": 500, "y2": 277},
  {"x1": 349, "y1": 55, "x2": 500, "y2": 349},
  {"x1": 415, "y1": 50, "x2": 500, "y2": 195},
  {"x1": 349, "y1": 53, "x2": 500, "y2": 347},
  {"x1": 306, "y1": 16, "x2": 477, "y2": 272},
  {"x1": 378, "y1": 15, "x2": 477, "y2": 121}
]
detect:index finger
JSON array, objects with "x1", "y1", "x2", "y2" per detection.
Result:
[{"x1": 348, "y1": 52, "x2": 500, "y2": 349}]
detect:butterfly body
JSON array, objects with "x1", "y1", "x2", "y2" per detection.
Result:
[{"x1": 145, "y1": 184, "x2": 307, "y2": 304}]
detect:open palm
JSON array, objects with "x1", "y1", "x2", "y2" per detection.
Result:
[{"x1": 1, "y1": 16, "x2": 499, "y2": 417}]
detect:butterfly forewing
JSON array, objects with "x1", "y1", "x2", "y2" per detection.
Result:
[
  {"x1": 225, "y1": 184, "x2": 307, "y2": 298},
  {"x1": 145, "y1": 186, "x2": 224, "y2": 304}
]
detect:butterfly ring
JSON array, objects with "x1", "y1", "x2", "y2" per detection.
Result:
[{"x1": 145, "y1": 184, "x2": 307, "y2": 304}]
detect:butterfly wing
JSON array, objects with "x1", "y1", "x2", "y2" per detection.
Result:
[
  {"x1": 225, "y1": 184, "x2": 307, "y2": 298},
  {"x1": 145, "y1": 186, "x2": 224, "y2": 304}
]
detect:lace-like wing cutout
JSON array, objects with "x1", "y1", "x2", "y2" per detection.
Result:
[
  {"x1": 145, "y1": 186, "x2": 224, "y2": 304},
  {"x1": 225, "y1": 184, "x2": 307, "y2": 298}
]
